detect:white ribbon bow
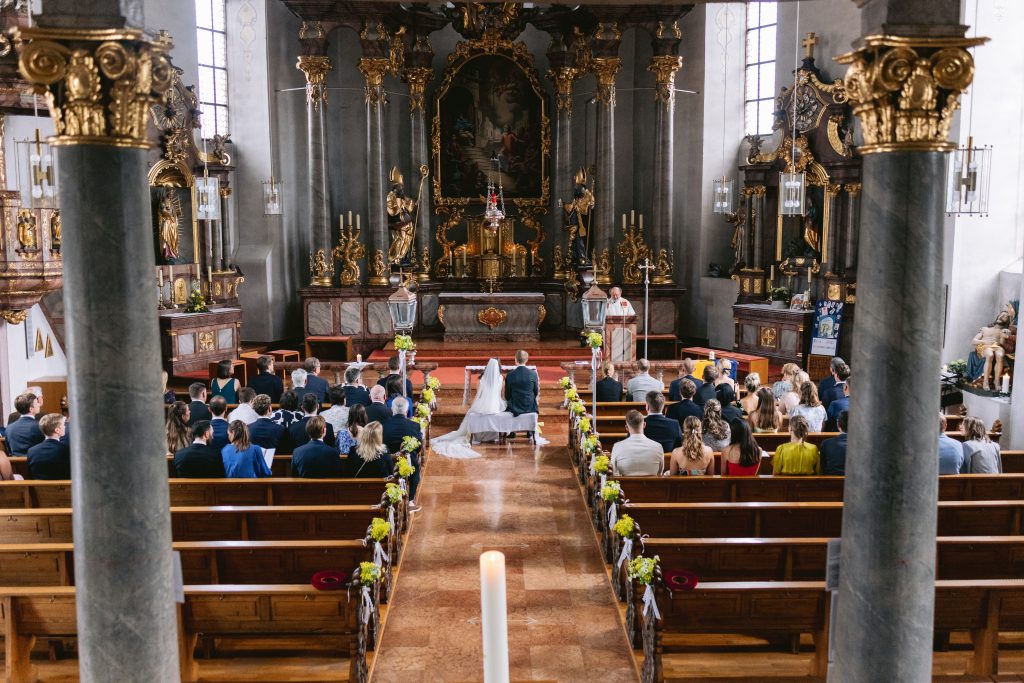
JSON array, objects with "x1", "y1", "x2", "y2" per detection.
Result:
[
  {"x1": 642, "y1": 584, "x2": 661, "y2": 621},
  {"x1": 617, "y1": 537, "x2": 633, "y2": 569},
  {"x1": 361, "y1": 585, "x2": 375, "y2": 624},
  {"x1": 599, "y1": 473, "x2": 607, "y2": 490},
  {"x1": 373, "y1": 540, "x2": 390, "y2": 567},
  {"x1": 399, "y1": 478, "x2": 408, "y2": 493},
  {"x1": 607, "y1": 501, "x2": 617, "y2": 529},
  {"x1": 388, "y1": 506, "x2": 395, "y2": 528}
]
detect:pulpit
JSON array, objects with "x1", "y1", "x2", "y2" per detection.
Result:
[{"x1": 605, "y1": 315, "x2": 637, "y2": 363}]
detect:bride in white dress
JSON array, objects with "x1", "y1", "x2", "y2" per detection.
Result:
[{"x1": 431, "y1": 358, "x2": 546, "y2": 459}]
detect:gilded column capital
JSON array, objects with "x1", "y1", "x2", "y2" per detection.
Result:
[
  {"x1": 844, "y1": 182, "x2": 862, "y2": 197},
  {"x1": 547, "y1": 66, "x2": 577, "y2": 117},
  {"x1": 648, "y1": 55, "x2": 683, "y2": 105},
  {"x1": 402, "y1": 66, "x2": 432, "y2": 113},
  {"x1": 14, "y1": 27, "x2": 173, "y2": 149},
  {"x1": 591, "y1": 57, "x2": 621, "y2": 108},
  {"x1": 836, "y1": 35, "x2": 987, "y2": 154},
  {"x1": 825, "y1": 182, "x2": 842, "y2": 197},
  {"x1": 358, "y1": 57, "x2": 391, "y2": 108},
  {"x1": 296, "y1": 55, "x2": 331, "y2": 110}
]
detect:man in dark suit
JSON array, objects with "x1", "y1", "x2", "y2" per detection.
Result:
[
  {"x1": 249, "y1": 394, "x2": 286, "y2": 451},
  {"x1": 303, "y1": 357, "x2": 329, "y2": 402},
  {"x1": 27, "y1": 413, "x2": 71, "y2": 479},
  {"x1": 376, "y1": 356, "x2": 413, "y2": 396},
  {"x1": 817, "y1": 357, "x2": 845, "y2": 410},
  {"x1": 187, "y1": 382, "x2": 212, "y2": 425},
  {"x1": 666, "y1": 379, "x2": 702, "y2": 427},
  {"x1": 343, "y1": 367, "x2": 372, "y2": 407},
  {"x1": 288, "y1": 393, "x2": 335, "y2": 450},
  {"x1": 643, "y1": 391, "x2": 683, "y2": 453},
  {"x1": 505, "y1": 350, "x2": 539, "y2": 417},
  {"x1": 820, "y1": 410, "x2": 848, "y2": 475},
  {"x1": 292, "y1": 416, "x2": 343, "y2": 478},
  {"x1": 173, "y1": 421, "x2": 225, "y2": 478},
  {"x1": 208, "y1": 396, "x2": 230, "y2": 451},
  {"x1": 250, "y1": 355, "x2": 284, "y2": 403},
  {"x1": 595, "y1": 361, "x2": 624, "y2": 402},
  {"x1": 669, "y1": 358, "x2": 703, "y2": 402},
  {"x1": 381, "y1": 396, "x2": 423, "y2": 510},
  {"x1": 693, "y1": 366, "x2": 719, "y2": 406},
  {"x1": 365, "y1": 385, "x2": 393, "y2": 424},
  {"x1": 823, "y1": 363, "x2": 850, "y2": 410},
  {"x1": 826, "y1": 379, "x2": 851, "y2": 432},
  {"x1": 5, "y1": 392, "x2": 44, "y2": 455}
]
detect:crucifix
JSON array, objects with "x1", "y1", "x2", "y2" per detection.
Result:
[{"x1": 802, "y1": 32, "x2": 818, "y2": 60}]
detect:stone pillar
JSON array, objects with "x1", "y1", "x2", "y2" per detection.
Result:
[
  {"x1": 751, "y1": 186, "x2": 766, "y2": 270},
  {"x1": 823, "y1": 182, "x2": 841, "y2": 274},
  {"x1": 360, "y1": 56, "x2": 390, "y2": 286},
  {"x1": 843, "y1": 182, "x2": 861, "y2": 273},
  {"x1": 16, "y1": 20, "x2": 179, "y2": 680},
  {"x1": 296, "y1": 50, "x2": 332, "y2": 286},
  {"x1": 217, "y1": 185, "x2": 231, "y2": 269},
  {"x1": 590, "y1": 52, "x2": 620, "y2": 285},
  {"x1": 832, "y1": 8, "x2": 983, "y2": 679},
  {"x1": 549, "y1": 62, "x2": 576, "y2": 273},
  {"x1": 404, "y1": 53, "x2": 433, "y2": 281},
  {"x1": 649, "y1": 53, "x2": 682, "y2": 285}
]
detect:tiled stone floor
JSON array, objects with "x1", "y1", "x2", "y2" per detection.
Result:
[{"x1": 371, "y1": 434, "x2": 639, "y2": 682}]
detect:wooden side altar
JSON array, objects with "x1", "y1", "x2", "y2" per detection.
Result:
[
  {"x1": 732, "y1": 303, "x2": 813, "y2": 367},
  {"x1": 160, "y1": 308, "x2": 243, "y2": 375},
  {"x1": 437, "y1": 292, "x2": 544, "y2": 342}
]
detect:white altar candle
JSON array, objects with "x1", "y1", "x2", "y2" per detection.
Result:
[
  {"x1": 348, "y1": 210, "x2": 353, "y2": 226},
  {"x1": 622, "y1": 213, "x2": 626, "y2": 231},
  {"x1": 480, "y1": 551, "x2": 510, "y2": 683},
  {"x1": 356, "y1": 214, "x2": 361, "y2": 230},
  {"x1": 158, "y1": 269, "x2": 163, "y2": 287},
  {"x1": 639, "y1": 214, "x2": 644, "y2": 231},
  {"x1": 630, "y1": 209, "x2": 635, "y2": 225},
  {"x1": 208, "y1": 266, "x2": 213, "y2": 284},
  {"x1": 770, "y1": 265, "x2": 775, "y2": 281},
  {"x1": 1002, "y1": 373, "x2": 1010, "y2": 394}
]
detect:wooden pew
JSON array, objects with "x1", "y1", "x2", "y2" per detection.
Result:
[{"x1": 0, "y1": 584, "x2": 372, "y2": 683}]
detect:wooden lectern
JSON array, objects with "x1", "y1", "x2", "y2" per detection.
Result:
[{"x1": 605, "y1": 314, "x2": 638, "y2": 363}]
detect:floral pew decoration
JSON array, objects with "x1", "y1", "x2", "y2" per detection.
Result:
[
  {"x1": 600, "y1": 480, "x2": 625, "y2": 562},
  {"x1": 362, "y1": 516, "x2": 394, "y2": 604},
  {"x1": 354, "y1": 560, "x2": 383, "y2": 650}
]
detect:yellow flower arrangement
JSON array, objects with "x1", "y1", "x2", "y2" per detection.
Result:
[
  {"x1": 427, "y1": 376, "x2": 442, "y2": 390},
  {"x1": 359, "y1": 561, "x2": 382, "y2": 584},
  {"x1": 416, "y1": 402, "x2": 431, "y2": 418},
  {"x1": 585, "y1": 331, "x2": 603, "y2": 349},
  {"x1": 592, "y1": 454, "x2": 610, "y2": 474},
  {"x1": 613, "y1": 514, "x2": 635, "y2": 538},
  {"x1": 401, "y1": 436, "x2": 421, "y2": 453},
  {"x1": 582, "y1": 434, "x2": 600, "y2": 454},
  {"x1": 565, "y1": 387, "x2": 578, "y2": 401},
  {"x1": 413, "y1": 416, "x2": 428, "y2": 431},
  {"x1": 397, "y1": 456, "x2": 416, "y2": 478},
  {"x1": 558, "y1": 377, "x2": 572, "y2": 389},
  {"x1": 578, "y1": 417, "x2": 592, "y2": 434},
  {"x1": 568, "y1": 400, "x2": 585, "y2": 416},
  {"x1": 601, "y1": 480, "x2": 623, "y2": 502},
  {"x1": 385, "y1": 482, "x2": 404, "y2": 504},
  {"x1": 422, "y1": 387, "x2": 435, "y2": 403},
  {"x1": 370, "y1": 517, "x2": 391, "y2": 542},
  {"x1": 627, "y1": 555, "x2": 659, "y2": 585},
  {"x1": 394, "y1": 334, "x2": 416, "y2": 351}
]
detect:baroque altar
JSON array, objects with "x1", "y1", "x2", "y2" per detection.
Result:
[{"x1": 438, "y1": 291, "x2": 544, "y2": 342}]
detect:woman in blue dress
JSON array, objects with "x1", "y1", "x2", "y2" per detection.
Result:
[{"x1": 221, "y1": 420, "x2": 272, "y2": 478}]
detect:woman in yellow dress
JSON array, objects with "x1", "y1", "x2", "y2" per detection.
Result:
[{"x1": 772, "y1": 415, "x2": 821, "y2": 475}]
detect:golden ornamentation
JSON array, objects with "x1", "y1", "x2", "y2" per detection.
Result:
[
  {"x1": 564, "y1": 268, "x2": 581, "y2": 302},
  {"x1": 537, "y1": 305, "x2": 546, "y2": 329},
  {"x1": 476, "y1": 306, "x2": 508, "y2": 330},
  {"x1": 309, "y1": 248, "x2": 333, "y2": 286},
  {"x1": 16, "y1": 209, "x2": 38, "y2": 252},
  {"x1": 616, "y1": 220, "x2": 651, "y2": 285},
  {"x1": 836, "y1": 35, "x2": 986, "y2": 154},
  {"x1": 432, "y1": 202, "x2": 467, "y2": 278},
  {"x1": 552, "y1": 244, "x2": 566, "y2": 280},
  {"x1": 655, "y1": 21, "x2": 682, "y2": 40},
  {"x1": 358, "y1": 57, "x2": 390, "y2": 108},
  {"x1": 653, "y1": 248, "x2": 674, "y2": 285},
  {"x1": 760, "y1": 327, "x2": 777, "y2": 348},
  {"x1": 512, "y1": 201, "x2": 546, "y2": 277},
  {"x1": 198, "y1": 331, "x2": 215, "y2": 352},
  {"x1": 827, "y1": 283, "x2": 841, "y2": 301},
  {"x1": 173, "y1": 278, "x2": 187, "y2": 304},
  {"x1": 332, "y1": 218, "x2": 366, "y2": 286},
  {"x1": 595, "y1": 248, "x2": 612, "y2": 286},
  {"x1": 418, "y1": 246, "x2": 431, "y2": 283},
  {"x1": 403, "y1": 66, "x2": 432, "y2": 113},
  {"x1": 827, "y1": 114, "x2": 852, "y2": 157},
  {"x1": 49, "y1": 209, "x2": 61, "y2": 254},
  {"x1": 1, "y1": 310, "x2": 29, "y2": 325},
  {"x1": 844, "y1": 182, "x2": 862, "y2": 198},
  {"x1": 742, "y1": 279, "x2": 750, "y2": 294},
  {"x1": 591, "y1": 57, "x2": 621, "y2": 108},
  {"x1": 437, "y1": 304, "x2": 446, "y2": 327},
  {"x1": 368, "y1": 249, "x2": 388, "y2": 286},
  {"x1": 15, "y1": 26, "x2": 174, "y2": 148},
  {"x1": 296, "y1": 55, "x2": 331, "y2": 110},
  {"x1": 299, "y1": 21, "x2": 325, "y2": 41},
  {"x1": 594, "y1": 23, "x2": 622, "y2": 41},
  {"x1": 213, "y1": 281, "x2": 222, "y2": 296},
  {"x1": 753, "y1": 278, "x2": 762, "y2": 294},
  {"x1": 548, "y1": 66, "x2": 577, "y2": 117},
  {"x1": 648, "y1": 56, "x2": 683, "y2": 105}
]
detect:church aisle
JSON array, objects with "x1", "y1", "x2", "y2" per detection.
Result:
[{"x1": 371, "y1": 433, "x2": 639, "y2": 682}]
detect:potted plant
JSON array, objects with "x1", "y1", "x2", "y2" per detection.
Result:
[{"x1": 769, "y1": 286, "x2": 790, "y2": 309}]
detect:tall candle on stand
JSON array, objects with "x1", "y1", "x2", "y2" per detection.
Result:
[
  {"x1": 622, "y1": 213, "x2": 626, "y2": 231},
  {"x1": 158, "y1": 269, "x2": 163, "y2": 287},
  {"x1": 479, "y1": 551, "x2": 510, "y2": 683},
  {"x1": 1002, "y1": 373, "x2": 1011, "y2": 394},
  {"x1": 348, "y1": 210, "x2": 352, "y2": 226}
]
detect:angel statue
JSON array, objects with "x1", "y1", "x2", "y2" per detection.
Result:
[
  {"x1": 562, "y1": 167, "x2": 594, "y2": 267},
  {"x1": 386, "y1": 166, "x2": 417, "y2": 265},
  {"x1": 967, "y1": 303, "x2": 1016, "y2": 390}
]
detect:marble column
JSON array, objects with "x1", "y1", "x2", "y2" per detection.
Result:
[
  {"x1": 832, "y1": 16, "x2": 984, "y2": 681},
  {"x1": 648, "y1": 55, "x2": 682, "y2": 285},
  {"x1": 296, "y1": 54, "x2": 332, "y2": 286},
  {"x1": 16, "y1": 20, "x2": 179, "y2": 679},
  {"x1": 843, "y1": 182, "x2": 861, "y2": 273},
  {"x1": 360, "y1": 57, "x2": 390, "y2": 286},
  {"x1": 404, "y1": 62, "x2": 433, "y2": 281},
  {"x1": 752, "y1": 187, "x2": 766, "y2": 270},
  {"x1": 548, "y1": 64, "x2": 576, "y2": 278},
  {"x1": 217, "y1": 185, "x2": 231, "y2": 269},
  {"x1": 823, "y1": 182, "x2": 841, "y2": 274},
  {"x1": 591, "y1": 55, "x2": 620, "y2": 286}
]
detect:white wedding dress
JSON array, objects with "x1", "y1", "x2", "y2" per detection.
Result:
[{"x1": 431, "y1": 358, "x2": 547, "y2": 459}]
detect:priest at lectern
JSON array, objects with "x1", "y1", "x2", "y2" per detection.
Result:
[
  {"x1": 605, "y1": 286, "x2": 638, "y2": 363},
  {"x1": 607, "y1": 287, "x2": 636, "y2": 316}
]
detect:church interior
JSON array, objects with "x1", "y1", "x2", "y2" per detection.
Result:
[{"x1": 1, "y1": 0, "x2": 1023, "y2": 680}]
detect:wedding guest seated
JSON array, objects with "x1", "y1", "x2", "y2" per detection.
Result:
[
  {"x1": 291, "y1": 368, "x2": 315, "y2": 403},
  {"x1": 210, "y1": 359, "x2": 241, "y2": 405},
  {"x1": 381, "y1": 396, "x2": 422, "y2": 510},
  {"x1": 208, "y1": 396, "x2": 230, "y2": 451},
  {"x1": 643, "y1": 391, "x2": 682, "y2": 453},
  {"x1": 823, "y1": 362, "x2": 851, "y2": 410},
  {"x1": 227, "y1": 387, "x2": 259, "y2": 424},
  {"x1": 385, "y1": 376, "x2": 413, "y2": 417},
  {"x1": 670, "y1": 358, "x2": 704, "y2": 401},
  {"x1": 772, "y1": 363, "x2": 800, "y2": 400},
  {"x1": 288, "y1": 393, "x2": 335, "y2": 450},
  {"x1": 173, "y1": 420, "x2": 225, "y2": 478},
  {"x1": 291, "y1": 416, "x2": 343, "y2": 478},
  {"x1": 166, "y1": 401, "x2": 191, "y2": 454},
  {"x1": 820, "y1": 411, "x2": 848, "y2": 475},
  {"x1": 0, "y1": 441, "x2": 15, "y2": 481},
  {"x1": 667, "y1": 416, "x2": 715, "y2": 476},
  {"x1": 715, "y1": 383, "x2": 744, "y2": 423},
  {"x1": 773, "y1": 415, "x2": 821, "y2": 475},
  {"x1": 739, "y1": 373, "x2": 761, "y2": 415},
  {"x1": 628, "y1": 359, "x2": 664, "y2": 402},
  {"x1": 161, "y1": 370, "x2": 176, "y2": 405},
  {"x1": 365, "y1": 385, "x2": 393, "y2": 424},
  {"x1": 250, "y1": 354, "x2": 283, "y2": 403},
  {"x1": 789, "y1": 381, "x2": 827, "y2": 432},
  {"x1": 303, "y1": 357, "x2": 329, "y2": 401},
  {"x1": 694, "y1": 365, "x2": 719, "y2": 406},
  {"x1": 273, "y1": 390, "x2": 300, "y2": 428},
  {"x1": 221, "y1": 420, "x2": 271, "y2": 478},
  {"x1": 609, "y1": 409, "x2": 663, "y2": 476},
  {"x1": 346, "y1": 420, "x2": 394, "y2": 480},
  {"x1": 336, "y1": 404, "x2": 366, "y2": 456},
  {"x1": 5, "y1": 392, "x2": 44, "y2": 455},
  {"x1": 377, "y1": 355, "x2": 413, "y2": 397},
  {"x1": 700, "y1": 399, "x2": 732, "y2": 451},
  {"x1": 666, "y1": 379, "x2": 702, "y2": 427},
  {"x1": 825, "y1": 378, "x2": 851, "y2": 431},
  {"x1": 343, "y1": 367, "x2": 371, "y2": 407},
  {"x1": 938, "y1": 414, "x2": 964, "y2": 475},
  {"x1": 818, "y1": 357, "x2": 846, "y2": 408},
  {"x1": 596, "y1": 361, "x2": 623, "y2": 402},
  {"x1": 715, "y1": 359, "x2": 736, "y2": 390},
  {"x1": 249, "y1": 394, "x2": 286, "y2": 451},
  {"x1": 27, "y1": 414, "x2": 71, "y2": 480},
  {"x1": 321, "y1": 385, "x2": 349, "y2": 433},
  {"x1": 187, "y1": 383, "x2": 211, "y2": 425},
  {"x1": 779, "y1": 371, "x2": 807, "y2": 416},
  {"x1": 721, "y1": 418, "x2": 763, "y2": 476},
  {"x1": 960, "y1": 416, "x2": 1002, "y2": 474}
]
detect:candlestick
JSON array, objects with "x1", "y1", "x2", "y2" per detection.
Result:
[
  {"x1": 480, "y1": 551, "x2": 510, "y2": 683},
  {"x1": 639, "y1": 214, "x2": 643, "y2": 231},
  {"x1": 158, "y1": 268, "x2": 163, "y2": 287},
  {"x1": 356, "y1": 214, "x2": 360, "y2": 230},
  {"x1": 208, "y1": 266, "x2": 213, "y2": 284},
  {"x1": 630, "y1": 209, "x2": 635, "y2": 225},
  {"x1": 622, "y1": 213, "x2": 626, "y2": 231},
  {"x1": 348, "y1": 210, "x2": 353, "y2": 226},
  {"x1": 1002, "y1": 373, "x2": 1010, "y2": 394},
  {"x1": 770, "y1": 265, "x2": 775, "y2": 281},
  {"x1": 195, "y1": 263, "x2": 199, "y2": 280}
]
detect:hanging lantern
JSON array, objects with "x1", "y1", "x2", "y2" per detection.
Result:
[
  {"x1": 15, "y1": 130, "x2": 58, "y2": 209},
  {"x1": 262, "y1": 178, "x2": 282, "y2": 215},
  {"x1": 195, "y1": 176, "x2": 221, "y2": 220},
  {"x1": 387, "y1": 283, "x2": 417, "y2": 333},
  {"x1": 712, "y1": 177, "x2": 735, "y2": 214},
  {"x1": 779, "y1": 172, "x2": 807, "y2": 216},
  {"x1": 946, "y1": 138, "x2": 991, "y2": 216},
  {"x1": 483, "y1": 177, "x2": 505, "y2": 233}
]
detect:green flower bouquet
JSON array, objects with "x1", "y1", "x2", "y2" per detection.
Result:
[
  {"x1": 426, "y1": 376, "x2": 442, "y2": 391},
  {"x1": 422, "y1": 387, "x2": 435, "y2": 404},
  {"x1": 601, "y1": 480, "x2": 623, "y2": 503},
  {"x1": 627, "y1": 555, "x2": 659, "y2": 585},
  {"x1": 582, "y1": 434, "x2": 600, "y2": 454},
  {"x1": 592, "y1": 454, "x2": 610, "y2": 474},
  {"x1": 568, "y1": 400, "x2": 585, "y2": 416},
  {"x1": 185, "y1": 284, "x2": 209, "y2": 313},
  {"x1": 578, "y1": 416, "x2": 592, "y2": 434},
  {"x1": 565, "y1": 387, "x2": 578, "y2": 401},
  {"x1": 385, "y1": 482, "x2": 404, "y2": 505},
  {"x1": 401, "y1": 436, "x2": 421, "y2": 453},
  {"x1": 585, "y1": 331, "x2": 604, "y2": 349},
  {"x1": 369, "y1": 517, "x2": 391, "y2": 543},
  {"x1": 359, "y1": 561, "x2": 382, "y2": 585},
  {"x1": 396, "y1": 456, "x2": 416, "y2": 478},
  {"x1": 558, "y1": 377, "x2": 572, "y2": 389},
  {"x1": 416, "y1": 402, "x2": 431, "y2": 419},
  {"x1": 947, "y1": 359, "x2": 967, "y2": 377},
  {"x1": 412, "y1": 416, "x2": 428, "y2": 431},
  {"x1": 613, "y1": 514, "x2": 635, "y2": 538},
  {"x1": 394, "y1": 334, "x2": 416, "y2": 351}
]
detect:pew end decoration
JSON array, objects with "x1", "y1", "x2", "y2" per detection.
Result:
[
  {"x1": 393, "y1": 334, "x2": 416, "y2": 352},
  {"x1": 396, "y1": 455, "x2": 416, "y2": 479},
  {"x1": 592, "y1": 454, "x2": 610, "y2": 474},
  {"x1": 369, "y1": 517, "x2": 391, "y2": 544},
  {"x1": 585, "y1": 331, "x2": 604, "y2": 349}
]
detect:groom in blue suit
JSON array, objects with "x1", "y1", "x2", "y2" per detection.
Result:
[{"x1": 505, "y1": 350, "x2": 539, "y2": 417}]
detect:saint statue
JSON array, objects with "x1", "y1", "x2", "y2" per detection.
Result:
[
  {"x1": 386, "y1": 166, "x2": 416, "y2": 265},
  {"x1": 967, "y1": 304, "x2": 1015, "y2": 390},
  {"x1": 562, "y1": 168, "x2": 594, "y2": 267},
  {"x1": 49, "y1": 209, "x2": 61, "y2": 253},
  {"x1": 159, "y1": 193, "x2": 180, "y2": 263},
  {"x1": 802, "y1": 195, "x2": 821, "y2": 254},
  {"x1": 16, "y1": 209, "x2": 37, "y2": 252}
]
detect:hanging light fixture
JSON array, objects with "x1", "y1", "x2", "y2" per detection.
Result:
[
  {"x1": 19, "y1": 129, "x2": 57, "y2": 209},
  {"x1": 196, "y1": 137, "x2": 221, "y2": 220},
  {"x1": 712, "y1": 7, "x2": 735, "y2": 215},
  {"x1": 946, "y1": 2, "x2": 990, "y2": 217},
  {"x1": 483, "y1": 155, "x2": 506, "y2": 233},
  {"x1": 262, "y1": 177, "x2": 282, "y2": 215},
  {"x1": 779, "y1": 3, "x2": 807, "y2": 218}
]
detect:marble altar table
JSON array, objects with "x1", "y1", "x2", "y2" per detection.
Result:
[{"x1": 438, "y1": 292, "x2": 545, "y2": 343}]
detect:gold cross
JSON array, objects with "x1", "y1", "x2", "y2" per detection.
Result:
[{"x1": 802, "y1": 32, "x2": 818, "y2": 59}]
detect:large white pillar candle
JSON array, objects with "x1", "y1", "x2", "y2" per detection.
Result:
[{"x1": 479, "y1": 550, "x2": 510, "y2": 683}]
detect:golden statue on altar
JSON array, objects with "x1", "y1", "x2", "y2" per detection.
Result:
[{"x1": 386, "y1": 166, "x2": 418, "y2": 265}]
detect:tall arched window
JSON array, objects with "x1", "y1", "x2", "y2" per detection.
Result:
[
  {"x1": 195, "y1": 0, "x2": 230, "y2": 136},
  {"x1": 744, "y1": 1, "x2": 777, "y2": 137}
]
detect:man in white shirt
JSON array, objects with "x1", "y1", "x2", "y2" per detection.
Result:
[
  {"x1": 227, "y1": 387, "x2": 259, "y2": 424},
  {"x1": 626, "y1": 358, "x2": 664, "y2": 402},
  {"x1": 610, "y1": 410, "x2": 663, "y2": 476},
  {"x1": 607, "y1": 286, "x2": 636, "y2": 316}
]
